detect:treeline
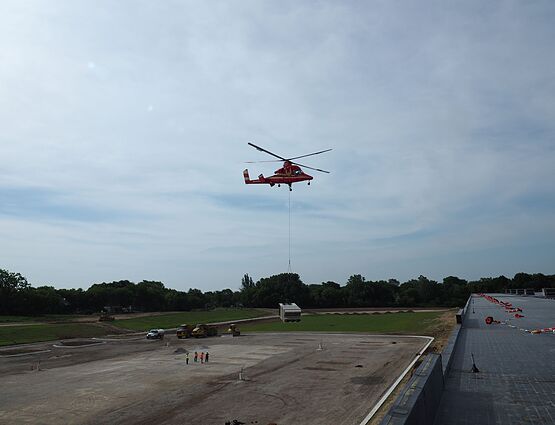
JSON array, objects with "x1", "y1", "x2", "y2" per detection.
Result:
[{"x1": 1, "y1": 268, "x2": 554, "y2": 316}]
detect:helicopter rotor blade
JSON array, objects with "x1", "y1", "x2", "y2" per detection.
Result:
[
  {"x1": 248, "y1": 142, "x2": 287, "y2": 161},
  {"x1": 291, "y1": 161, "x2": 330, "y2": 174},
  {"x1": 244, "y1": 160, "x2": 283, "y2": 163},
  {"x1": 287, "y1": 148, "x2": 332, "y2": 161},
  {"x1": 248, "y1": 142, "x2": 331, "y2": 173}
]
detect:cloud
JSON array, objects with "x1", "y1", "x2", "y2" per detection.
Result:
[{"x1": 0, "y1": 1, "x2": 554, "y2": 290}]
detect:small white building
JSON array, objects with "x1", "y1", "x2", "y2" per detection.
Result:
[{"x1": 279, "y1": 303, "x2": 301, "y2": 322}]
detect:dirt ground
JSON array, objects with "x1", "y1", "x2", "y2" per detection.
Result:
[
  {"x1": 425, "y1": 309, "x2": 458, "y2": 352},
  {"x1": 366, "y1": 309, "x2": 457, "y2": 425},
  {"x1": 0, "y1": 332, "x2": 427, "y2": 425}
]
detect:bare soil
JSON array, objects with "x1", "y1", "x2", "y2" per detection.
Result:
[
  {"x1": 0, "y1": 333, "x2": 427, "y2": 425},
  {"x1": 426, "y1": 309, "x2": 458, "y2": 352}
]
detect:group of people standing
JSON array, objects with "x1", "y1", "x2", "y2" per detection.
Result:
[{"x1": 185, "y1": 351, "x2": 209, "y2": 364}]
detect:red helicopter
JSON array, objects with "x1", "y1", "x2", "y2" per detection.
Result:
[{"x1": 243, "y1": 142, "x2": 331, "y2": 191}]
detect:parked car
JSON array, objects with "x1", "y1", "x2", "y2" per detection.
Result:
[{"x1": 146, "y1": 329, "x2": 165, "y2": 339}]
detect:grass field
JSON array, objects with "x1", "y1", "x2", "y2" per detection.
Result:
[
  {"x1": 0, "y1": 315, "x2": 82, "y2": 323},
  {"x1": 0, "y1": 309, "x2": 272, "y2": 346},
  {"x1": 240, "y1": 311, "x2": 445, "y2": 334},
  {"x1": 0, "y1": 310, "x2": 450, "y2": 347},
  {"x1": 112, "y1": 308, "x2": 272, "y2": 331},
  {"x1": 0, "y1": 324, "x2": 109, "y2": 347}
]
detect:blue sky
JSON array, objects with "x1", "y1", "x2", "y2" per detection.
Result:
[{"x1": 1, "y1": 1, "x2": 554, "y2": 291}]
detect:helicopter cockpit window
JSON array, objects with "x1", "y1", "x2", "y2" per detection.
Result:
[{"x1": 294, "y1": 170, "x2": 302, "y2": 175}]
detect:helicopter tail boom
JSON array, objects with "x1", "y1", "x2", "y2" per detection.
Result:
[{"x1": 243, "y1": 169, "x2": 268, "y2": 185}]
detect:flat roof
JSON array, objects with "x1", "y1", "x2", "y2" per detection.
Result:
[{"x1": 435, "y1": 294, "x2": 555, "y2": 425}]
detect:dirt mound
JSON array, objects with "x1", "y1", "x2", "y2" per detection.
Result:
[
  {"x1": 0, "y1": 348, "x2": 47, "y2": 356},
  {"x1": 59, "y1": 340, "x2": 103, "y2": 347}
]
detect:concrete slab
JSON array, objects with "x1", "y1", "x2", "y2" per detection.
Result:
[{"x1": 0, "y1": 333, "x2": 428, "y2": 425}]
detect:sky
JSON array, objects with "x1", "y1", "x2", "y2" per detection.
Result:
[{"x1": 1, "y1": 1, "x2": 554, "y2": 291}]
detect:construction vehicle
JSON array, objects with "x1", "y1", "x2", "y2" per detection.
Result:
[
  {"x1": 98, "y1": 312, "x2": 115, "y2": 322},
  {"x1": 226, "y1": 323, "x2": 240, "y2": 337},
  {"x1": 191, "y1": 324, "x2": 217, "y2": 338},
  {"x1": 176, "y1": 324, "x2": 194, "y2": 339}
]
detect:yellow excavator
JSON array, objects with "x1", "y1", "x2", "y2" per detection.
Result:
[
  {"x1": 226, "y1": 323, "x2": 240, "y2": 337},
  {"x1": 98, "y1": 312, "x2": 115, "y2": 322},
  {"x1": 192, "y1": 324, "x2": 218, "y2": 338},
  {"x1": 176, "y1": 324, "x2": 194, "y2": 339}
]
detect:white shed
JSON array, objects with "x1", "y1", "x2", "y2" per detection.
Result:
[{"x1": 279, "y1": 303, "x2": 301, "y2": 322}]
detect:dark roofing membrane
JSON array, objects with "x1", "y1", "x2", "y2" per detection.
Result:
[{"x1": 434, "y1": 294, "x2": 555, "y2": 425}]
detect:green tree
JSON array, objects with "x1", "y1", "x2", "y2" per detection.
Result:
[
  {"x1": 0, "y1": 269, "x2": 30, "y2": 314},
  {"x1": 27, "y1": 286, "x2": 65, "y2": 314},
  {"x1": 186, "y1": 288, "x2": 206, "y2": 309},
  {"x1": 319, "y1": 281, "x2": 344, "y2": 307},
  {"x1": 415, "y1": 275, "x2": 441, "y2": 305},
  {"x1": 442, "y1": 276, "x2": 469, "y2": 307},
  {"x1": 134, "y1": 280, "x2": 166, "y2": 311},
  {"x1": 241, "y1": 274, "x2": 254, "y2": 290},
  {"x1": 344, "y1": 274, "x2": 369, "y2": 307},
  {"x1": 252, "y1": 273, "x2": 309, "y2": 307}
]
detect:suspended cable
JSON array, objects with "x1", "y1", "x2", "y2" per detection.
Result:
[{"x1": 288, "y1": 189, "x2": 292, "y2": 275}]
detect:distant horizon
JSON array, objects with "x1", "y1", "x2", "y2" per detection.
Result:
[{"x1": 5, "y1": 267, "x2": 553, "y2": 292}]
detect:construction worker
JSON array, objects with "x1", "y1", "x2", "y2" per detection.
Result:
[
  {"x1": 186, "y1": 353, "x2": 189, "y2": 365},
  {"x1": 200, "y1": 352, "x2": 204, "y2": 363},
  {"x1": 194, "y1": 351, "x2": 198, "y2": 363},
  {"x1": 205, "y1": 352, "x2": 209, "y2": 363}
]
